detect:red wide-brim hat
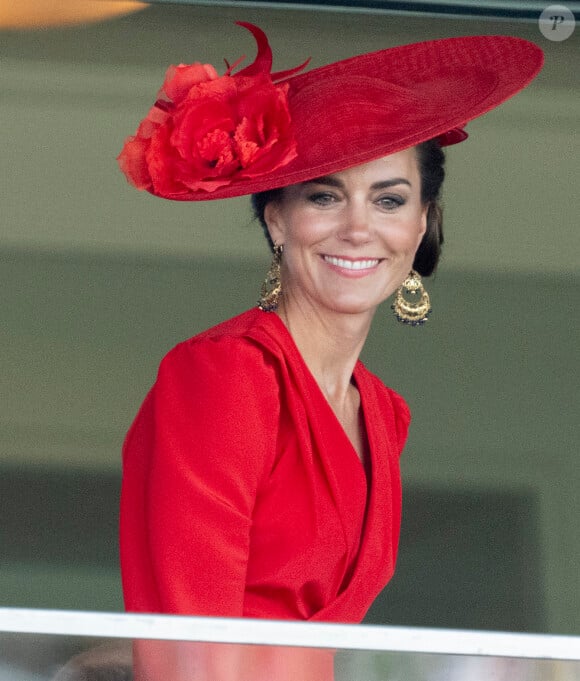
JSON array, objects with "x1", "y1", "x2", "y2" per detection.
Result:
[{"x1": 117, "y1": 22, "x2": 543, "y2": 201}]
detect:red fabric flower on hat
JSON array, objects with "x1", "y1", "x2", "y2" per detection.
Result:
[{"x1": 117, "y1": 24, "x2": 306, "y2": 197}]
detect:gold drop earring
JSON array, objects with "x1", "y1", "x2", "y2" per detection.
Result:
[
  {"x1": 392, "y1": 269, "x2": 431, "y2": 326},
  {"x1": 258, "y1": 244, "x2": 283, "y2": 312}
]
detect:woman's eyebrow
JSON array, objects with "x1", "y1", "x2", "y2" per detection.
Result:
[
  {"x1": 302, "y1": 176, "x2": 343, "y2": 188},
  {"x1": 371, "y1": 178, "x2": 412, "y2": 190},
  {"x1": 303, "y1": 176, "x2": 413, "y2": 189}
]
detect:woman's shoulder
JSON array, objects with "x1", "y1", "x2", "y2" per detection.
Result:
[
  {"x1": 158, "y1": 308, "x2": 285, "y2": 383},
  {"x1": 357, "y1": 362, "x2": 409, "y2": 408},
  {"x1": 356, "y1": 362, "x2": 411, "y2": 450},
  {"x1": 149, "y1": 310, "x2": 283, "y2": 438},
  {"x1": 193, "y1": 307, "x2": 284, "y2": 347}
]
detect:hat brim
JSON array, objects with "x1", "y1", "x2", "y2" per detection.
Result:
[{"x1": 149, "y1": 34, "x2": 544, "y2": 201}]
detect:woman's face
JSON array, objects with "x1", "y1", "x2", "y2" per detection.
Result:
[{"x1": 265, "y1": 148, "x2": 428, "y2": 317}]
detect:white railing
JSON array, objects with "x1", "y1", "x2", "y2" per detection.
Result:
[{"x1": 1, "y1": 608, "x2": 579, "y2": 661}]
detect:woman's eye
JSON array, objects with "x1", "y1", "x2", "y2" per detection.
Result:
[
  {"x1": 308, "y1": 192, "x2": 338, "y2": 207},
  {"x1": 376, "y1": 195, "x2": 405, "y2": 210}
]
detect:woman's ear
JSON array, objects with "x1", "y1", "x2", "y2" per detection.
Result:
[
  {"x1": 417, "y1": 203, "x2": 429, "y2": 248},
  {"x1": 264, "y1": 199, "x2": 285, "y2": 246}
]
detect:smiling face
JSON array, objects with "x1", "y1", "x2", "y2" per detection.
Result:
[{"x1": 264, "y1": 148, "x2": 428, "y2": 318}]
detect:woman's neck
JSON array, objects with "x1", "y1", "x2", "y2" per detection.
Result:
[{"x1": 276, "y1": 298, "x2": 374, "y2": 404}]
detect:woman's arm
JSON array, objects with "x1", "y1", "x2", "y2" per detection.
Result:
[{"x1": 120, "y1": 335, "x2": 279, "y2": 616}]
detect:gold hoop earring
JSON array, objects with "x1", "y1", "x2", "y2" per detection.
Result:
[
  {"x1": 258, "y1": 244, "x2": 283, "y2": 312},
  {"x1": 392, "y1": 270, "x2": 431, "y2": 326}
]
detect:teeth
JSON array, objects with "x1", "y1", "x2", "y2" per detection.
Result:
[{"x1": 323, "y1": 256, "x2": 379, "y2": 270}]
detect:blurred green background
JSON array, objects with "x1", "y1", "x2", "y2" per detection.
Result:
[{"x1": 0, "y1": 3, "x2": 578, "y2": 635}]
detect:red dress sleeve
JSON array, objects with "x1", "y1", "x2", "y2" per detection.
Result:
[{"x1": 120, "y1": 335, "x2": 279, "y2": 616}]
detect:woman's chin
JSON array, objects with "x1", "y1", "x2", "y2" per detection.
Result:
[{"x1": 321, "y1": 296, "x2": 382, "y2": 317}]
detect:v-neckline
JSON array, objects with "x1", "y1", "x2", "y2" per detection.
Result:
[{"x1": 262, "y1": 310, "x2": 373, "y2": 486}]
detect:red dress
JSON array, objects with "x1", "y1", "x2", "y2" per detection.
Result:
[{"x1": 120, "y1": 307, "x2": 410, "y2": 625}]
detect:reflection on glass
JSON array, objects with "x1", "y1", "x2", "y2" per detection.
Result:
[
  {"x1": 1, "y1": 629, "x2": 579, "y2": 681},
  {"x1": 52, "y1": 641, "x2": 132, "y2": 681}
]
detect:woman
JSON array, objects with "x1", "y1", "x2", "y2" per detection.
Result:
[{"x1": 117, "y1": 22, "x2": 543, "y2": 677}]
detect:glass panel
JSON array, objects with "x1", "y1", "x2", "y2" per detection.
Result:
[{"x1": 2, "y1": 632, "x2": 580, "y2": 681}]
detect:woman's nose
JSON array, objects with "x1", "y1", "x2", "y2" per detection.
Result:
[{"x1": 338, "y1": 201, "x2": 372, "y2": 244}]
